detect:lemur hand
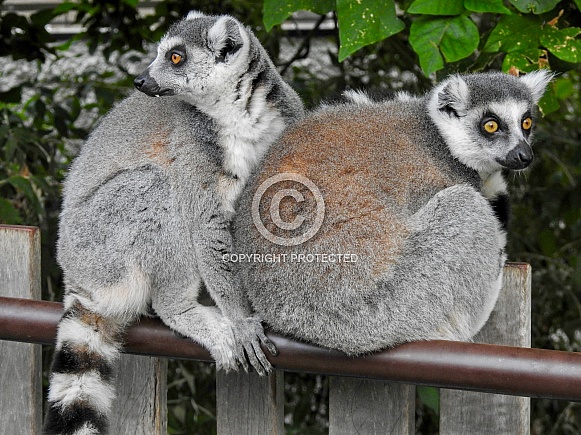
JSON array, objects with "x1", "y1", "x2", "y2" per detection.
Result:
[{"x1": 232, "y1": 316, "x2": 278, "y2": 375}]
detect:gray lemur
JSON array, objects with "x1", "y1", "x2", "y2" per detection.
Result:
[
  {"x1": 234, "y1": 70, "x2": 551, "y2": 355},
  {"x1": 44, "y1": 12, "x2": 303, "y2": 435}
]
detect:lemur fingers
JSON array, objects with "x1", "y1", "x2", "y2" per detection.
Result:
[{"x1": 231, "y1": 317, "x2": 276, "y2": 375}]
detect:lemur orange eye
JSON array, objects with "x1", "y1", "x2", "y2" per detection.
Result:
[
  {"x1": 484, "y1": 120, "x2": 499, "y2": 134},
  {"x1": 522, "y1": 117, "x2": 532, "y2": 130},
  {"x1": 171, "y1": 53, "x2": 182, "y2": 65}
]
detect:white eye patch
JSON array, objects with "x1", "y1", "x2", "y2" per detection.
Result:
[{"x1": 158, "y1": 36, "x2": 184, "y2": 55}]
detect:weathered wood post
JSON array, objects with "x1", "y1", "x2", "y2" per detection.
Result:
[
  {"x1": 216, "y1": 369, "x2": 285, "y2": 434},
  {"x1": 109, "y1": 354, "x2": 168, "y2": 435},
  {"x1": 329, "y1": 377, "x2": 415, "y2": 435},
  {"x1": 0, "y1": 225, "x2": 43, "y2": 434},
  {"x1": 440, "y1": 262, "x2": 532, "y2": 434}
]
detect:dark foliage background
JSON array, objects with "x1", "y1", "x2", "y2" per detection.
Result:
[{"x1": 1, "y1": 0, "x2": 580, "y2": 433}]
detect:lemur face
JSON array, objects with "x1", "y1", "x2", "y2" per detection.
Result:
[
  {"x1": 453, "y1": 98, "x2": 534, "y2": 171},
  {"x1": 134, "y1": 12, "x2": 250, "y2": 102},
  {"x1": 428, "y1": 70, "x2": 552, "y2": 175}
]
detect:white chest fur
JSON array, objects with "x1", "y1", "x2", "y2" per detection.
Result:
[
  {"x1": 480, "y1": 171, "x2": 508, "y2": 200},
  {"x1": 203, "y1": 84, "x2": 287, "y2": 215}
]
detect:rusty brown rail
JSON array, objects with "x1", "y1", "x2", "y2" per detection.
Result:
[{"x1": 1, "y1": 295, "x2": 580, "y2": 402}]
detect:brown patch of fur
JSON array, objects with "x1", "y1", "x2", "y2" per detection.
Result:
[
  {"x1": 269, "y1": 107, "x2": 456, "y2": 208},
  {"x1": 69, "y1": 302, "x2": 124, "y2": 344},
  {"x1": 255, "y1": 105, "x2": 460, "y2": 281},
  {"x1": 144, "y1": 129, "x2": 174, "y2": 167}
]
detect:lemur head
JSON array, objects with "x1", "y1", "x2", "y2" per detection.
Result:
[
  {"x1": 428, "y1": 70, "x2": 552, "y2": 176},
  {"x1": 134, "y1": 11, "x2": 252, "y2": 103}
]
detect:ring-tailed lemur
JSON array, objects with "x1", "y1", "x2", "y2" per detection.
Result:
[
  {"x1": 44, "y1": 12, "x2": 303, "y2": 435},
  {"x1": 234, "y1": 70, "x2": 550, "y2": 355}
]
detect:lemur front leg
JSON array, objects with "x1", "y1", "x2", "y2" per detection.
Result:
[
  {"x1": 151, "y1": 280, "x2": 242, "y2": 372},
  {"x1": 158, "y1": 185, "x2": 276, "y2": 374},
  {"x1": 192, "y1": 190, "x2": 277, "y2": 373}
]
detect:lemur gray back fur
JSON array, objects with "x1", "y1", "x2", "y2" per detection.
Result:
[
  {"x1": 44, "y1": 12, "x2": 303, "y2": 435},
  {"x1": 234, "y1": 70, "x2": 550, "y2": 355}
]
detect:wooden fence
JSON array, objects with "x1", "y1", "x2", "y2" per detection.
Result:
[{"x1": 1, "y1": 224, "x2": 581, "y2": 434}]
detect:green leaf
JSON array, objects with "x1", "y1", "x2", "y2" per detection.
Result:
[
  {"x1": 483, "y1": 14, "x2": 542, "y2": 53},
  {"x1": 501, "y1": 48, "x2": 544, "y2": 72},
  {"x1": 541, "y1": 26, "x2": 581, "y2": 64},
  {"x1": 122, "y1": 0, "x2": 139, "y2": 7},
  {"x1": 263, "y1": 0, "x2": 335, "y2": 31},
  {"x1": 3, "y1": 133, "x2": 18, "y2": 162},
  {"x1": 538, "y1": 83, "x2": 560, "y2": 115},
  {"x1": 409, "y1": 15, "x2": 479, "y2": 75},
  {"x1": 439, "y1": 16, "x2": 479, "y2": 62},
  {"x1": 553, "y1": 77, "x2": 575, "y2": 100},
  {"x1": 417, "y1": 386, "x2": 440, "y2": 413},
  {"x1": 464, "y1": 0, "x2": 512, "y2": 14},
  {"x1": 30, "y1": 9, "x2": 56, "y2": 26},
  {"x1": 508, "y1": 0, "x2": 560, "y2": 14},
  {"x1": 55, "y1": 39, "x2": 74, "y2": 52},
  {"x1": 31, "y1": 175, "x2": 52, "y2": 194},
  {"x1": 575, "y1": 0, "x2": 581, "y2": 11},
  {"x1": 0, "y1": 198, "x2": 22, "y2": 225},
  {"x1": 409, "y1": 19, "x2": 445, "y2": 75},
  {"x1": 336, "y1": 0, "x2": 405, "y2": 61},
  {"x1": 408, "y1": 0, "x2": 464, "y2": 15}
]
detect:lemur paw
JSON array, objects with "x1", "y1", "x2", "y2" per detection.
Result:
[
  {"x1": 207, "y1": 317, "x2": 276, "y2": 375},
  {"x1": 207, "y1": 324, "x2": 239, "y2": 372},
  {"x1": 229, "y1": 316, "x2": 277, "y2": 376}
]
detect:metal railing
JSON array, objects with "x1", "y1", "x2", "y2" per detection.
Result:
[{"x1": 1, "y1": 296, "x2": 581, "y2": 402}]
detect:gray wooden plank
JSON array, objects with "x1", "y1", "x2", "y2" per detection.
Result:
[
  {"x1": 216, "y1": 369, "x2": 284, "y2": 435},
  {"x1": 440, "y1": 263, "x2": 532, "y2": 435},
  {"x1": 329, "y1": 377, "x2": 415, "y2": 435},
  {"x1": 109, "y1": 354, "x2": 168, "y2": 435},
  {"x1": 0, "y1": 225, "x2": 43, "y2": 435}
]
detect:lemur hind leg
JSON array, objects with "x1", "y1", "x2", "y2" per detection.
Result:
[{"x1": 379, "y1": 184, "x2": 506, "y2": 344}]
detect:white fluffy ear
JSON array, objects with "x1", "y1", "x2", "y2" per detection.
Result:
[
  {"x1": 436, "y1": 75, "x2": 470, "y2": 116},
  {"x1": 519, "y1": 69, "x2": 553, "y2": 104},
  {"x1": 207, "y1": 16, "x2": 244, "y2": 62},
  {"x1": 186, "y1": 11, "x2": 205, "y2": 20},
  {"x1": 343, "y1": 89, "x2": 373, "y2": 105}
]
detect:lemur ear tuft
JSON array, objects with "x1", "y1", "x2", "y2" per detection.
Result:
[
  {"x1": 207, "y1": 16, "x2": 244, "y2": 63},
  {"x1": 186, "y1": 11, "x2": 206, "y2": 20},
  {"x1": 437, "y1": 75, "x2": 469, "y2": 117},
  {"x1": 519, "y1": 69, "x2": 553, "y2": 104}
]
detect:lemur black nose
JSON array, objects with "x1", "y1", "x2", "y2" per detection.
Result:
[
  {"x1": 516, "y1": 149, "x2": 533, "y2": 165},
  {"x1": 499, "y1": 141, "x2": 534, "y2": 170},
  {"x1": 133, "y1": 71, "x2": 174, "y2": 97},
  {"x1": 134, "y1": 76, "x2": 145, "y2": 90}
]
